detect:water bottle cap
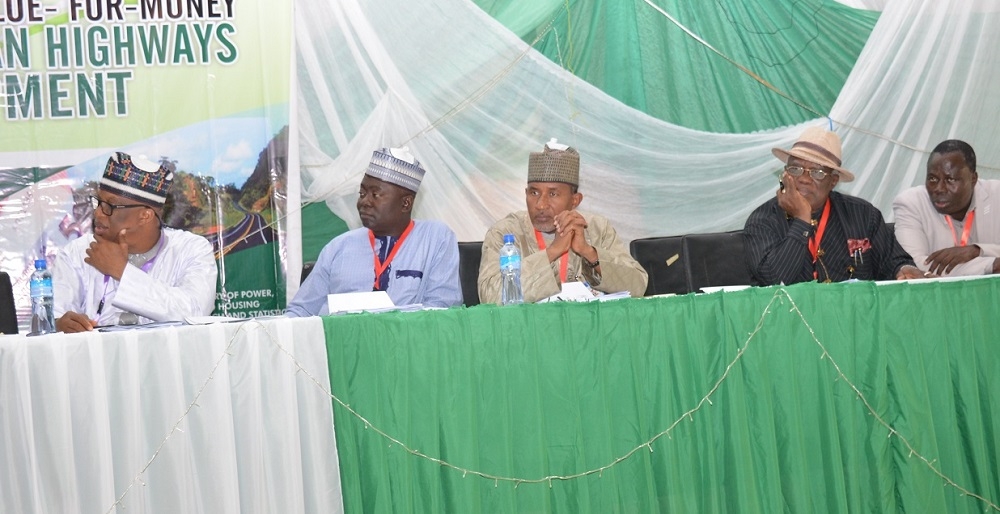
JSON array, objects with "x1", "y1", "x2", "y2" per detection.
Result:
[
  {"x1": 503, "y1": 234, "x2": 515, "y2": 244},
  {"x1": 34, "y1": 259, "x2": 47, "y2": 269}
]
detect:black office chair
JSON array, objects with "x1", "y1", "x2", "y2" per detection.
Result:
[
  {"x1": 1, "y1": 271, "x2": 18, "y2": 334},
  {"x1": 300, "y1": 261, "x2": 316, "y2": 285},
  {"x1": 628, "y1": 236, "x2": 689, "y2": 295},
  {"x1": 683, "y1": 230, "x2": 751, "y2": 292},
  {"x1": 457, "y1": 242, "x2": 483, "y2": 306}
]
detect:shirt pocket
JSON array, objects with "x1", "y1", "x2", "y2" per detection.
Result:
[
  {"x1": 390, "y1": 269, "x2": 424, "y2": 304},
  {"x1": 845, "y1": 252, "x2": 875, "y2": 279}
]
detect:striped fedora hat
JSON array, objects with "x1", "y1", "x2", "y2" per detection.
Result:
[{"x1": 771, "y1": 126, "x2": 855, "y2": 182}]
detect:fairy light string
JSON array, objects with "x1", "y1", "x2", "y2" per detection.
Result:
[
  {"x1": 267, "y1": 290, "x2": 1000, "y2": 511},
  {"x1": 104, "y1": 322, "x2": 253, "y2": 514},
  {"x1": 778, "y1": 290, "x2": 1000, "y2": 511},
  {"x1": 106, "y1": 295, "x2": 1000, "y2": 512}
]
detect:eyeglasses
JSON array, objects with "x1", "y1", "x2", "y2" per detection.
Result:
[
  {"x1": 784, "y1": 165, "x2": 832, "y2": 181},
  {"x1": 89, "y1": 196, "x2": 149, "y2": 216}
]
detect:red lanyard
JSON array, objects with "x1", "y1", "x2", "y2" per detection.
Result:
[
  {"x1": 944, "y1": 210, "x2": 975, "y2": 247},
  {"x1": 808, "y1": 199, "x2": 831, "y2": 280},
  {"x1": 368, "y1": 220, "x2": 414, "y2": 290},
  {"x1": 534, "y1": 230, "x2": 568, "y2": 282}
]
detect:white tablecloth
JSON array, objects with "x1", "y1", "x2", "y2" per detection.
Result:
[{"x1": 0, "y1": 317, "x2": 343, "y2": 514}]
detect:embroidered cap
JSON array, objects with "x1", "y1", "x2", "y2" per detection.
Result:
[
  {"x1": 528, "y1": 138, "x2": 580, "y2": 187},
  {"x1": 772, "y1": 126, "x2": 855, "y2": 182},
  {"x1": 100, "y1": 152, "x2": 174, "y2": 206},
  {"x1": 365, "y1": 147, "x2": 425, "y2": 193}
]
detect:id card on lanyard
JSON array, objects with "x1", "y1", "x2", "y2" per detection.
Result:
[{"x1": 369, "y1": 220, "x2": 415, "y2": 290}]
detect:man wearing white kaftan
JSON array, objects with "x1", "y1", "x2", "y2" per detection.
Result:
[
  {"x1": 53, "y1": 152, "x2": 218, "y2": 332},
  {"x1": 54, "y1": 227, "x2": 217, "y2": 325}
]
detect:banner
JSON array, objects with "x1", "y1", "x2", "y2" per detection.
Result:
[{"x1": 0, "y1": 0, "x2": 292, "y2": 331}]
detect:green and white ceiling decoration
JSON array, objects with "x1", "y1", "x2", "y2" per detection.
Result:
[{"x1": 295, "y1": 0, "x2": 1000, "y2": 247}]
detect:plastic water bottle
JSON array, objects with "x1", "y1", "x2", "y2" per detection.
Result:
[
  {"x1": 499, "y1": 234, "x2": 524, "y2": 305},
  {"x1": 29, "y1": 259, "x2": 55, "y2": 335}
]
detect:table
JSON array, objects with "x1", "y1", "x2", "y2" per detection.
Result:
[
  {"x1": 0, "y1": 317, "x2": 343, "y2": 514},
  {"x1": 3, "y1": 278, "x2": 1000, "y2": 513},
  {"x1": 323, "y1": 278, "x2": 1000, "y2": 513}
]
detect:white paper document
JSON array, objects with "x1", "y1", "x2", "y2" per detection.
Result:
[
  {"x1": 184, "y1": 315, "x2": 244, "y2": 325},
  {"x1": 96, "y1": 320, "x2": 186, "y2": 332},
  {"x1": 699, "y1": 285, "x2": 750, "y2": 294},
  {"x1": 327, "y1": 291, "x2": 397, "y2": 314},
  {"x1": 538, "y1": 281, "x2": 630, "y2": 303}
]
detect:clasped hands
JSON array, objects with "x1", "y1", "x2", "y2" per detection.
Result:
[
  {"x1": 896, "y1": 237, "x2": 988, "y2": 279},
  {"x1": 924, "y1": 245, "x2": 984, "y2": 276},
  {"x1": 546, "y1": 210, "x2": 599, "y2": 265}
]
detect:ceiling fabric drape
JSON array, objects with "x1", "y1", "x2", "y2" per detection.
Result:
[
  {"x1": 473, "y1": 0, "x2": 879, "y2": 133},
  {"x1": 296, "y1": 0, "x2": 1000, "y2": 244}
]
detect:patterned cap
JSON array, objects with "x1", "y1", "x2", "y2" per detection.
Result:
[
  {"x1": 528, "y1": 139, "x2": 579, "y2": 186},
  {"x1": 365, "y1": 147, "x2": 425, "y2": 193},
  {"x1": 100, "y1": 152, "x2": 174, "y2": 206}
]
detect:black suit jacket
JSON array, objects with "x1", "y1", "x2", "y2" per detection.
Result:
[{"x1": 743, "y1": 191, "x2": 915, "y2": 286}]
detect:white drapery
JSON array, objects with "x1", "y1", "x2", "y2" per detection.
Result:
[
  {"x1": 296, "y1": 0, "x2": 1000, "y2": 244},
  {"x1": 0, "y1": 318, "x2": 343, "y2": 514},
  {"x1": 834, "y1": 0, "x2": 1000, "y2": 209},
  {"x1": 835, "y1": 0, "x2": 887, "y2": 10}
]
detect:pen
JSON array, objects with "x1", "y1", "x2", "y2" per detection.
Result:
[{"x1": 96, "y1": 275, "x2": 111, "y2": 320}]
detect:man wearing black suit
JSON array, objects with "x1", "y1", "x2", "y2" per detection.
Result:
[{"x1": 744, "y1": 127, "x2": 923, "y2": 285}]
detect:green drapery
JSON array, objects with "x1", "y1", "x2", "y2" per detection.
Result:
[
  {"x1": 472, "y1": 0, "x2": 879, "y2": 133},
  {"x1": 300, "y1": 202, "x2": 349, "y2": 262},
  {"x1": 324, "y1": 278, "x2": 1000, "y2": 512}
]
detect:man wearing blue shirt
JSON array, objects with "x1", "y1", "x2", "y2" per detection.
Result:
[{"x1": 286, "y1": 147, "x2": 462, "y2": 316}]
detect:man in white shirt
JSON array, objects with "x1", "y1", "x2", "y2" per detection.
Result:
[
  {"x1": 54, "y1": 152, "x2": 218, "y2": 332},
  {"x1": 893, "y1": 139, "x2": 1000, "y2": 276}
]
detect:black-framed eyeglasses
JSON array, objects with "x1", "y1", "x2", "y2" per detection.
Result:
[
  {"x1": 784, "y1": 165, "x2": 832, "y2": 181},
  {"x1": 89, "y1": 196, "x2": 148, "y2": 216}
]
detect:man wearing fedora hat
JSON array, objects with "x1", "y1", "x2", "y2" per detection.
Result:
[
  {"x1": 477, "y1": 139, "x2": 647, "y2": 303},
  {"x1": 53, "y1": 152, "x2": 218, "y2": 332},
  {"x1": 285, "y1": 147, "x2": 463, "y2": 315},
  {"x1": 744, "y1": 126, "x2": 923, "y2": 285}
]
